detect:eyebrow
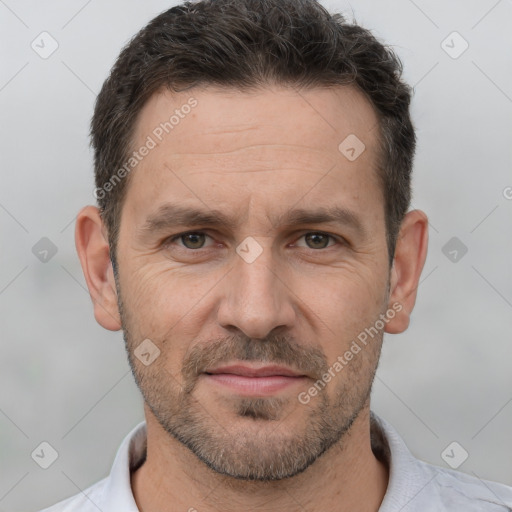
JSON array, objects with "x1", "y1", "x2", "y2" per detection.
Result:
[{"x1": 140, "y1": 203, "x2": 367, "y2": 238}]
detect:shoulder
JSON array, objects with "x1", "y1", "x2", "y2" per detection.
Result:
[
  {"x1": 417, "y1": 458, "x2": 512, "y2": 511},
  {"x1": 370, "y1": 412, "x2": 512, "y2": 511},
  {"x1": 36, "y1": 421, "x2": 146, "y2": 512},
  {"x1": 36, "y1": 477, "x2": 108, "y2": 512}
]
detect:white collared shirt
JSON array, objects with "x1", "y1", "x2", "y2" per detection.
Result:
[{"x1": 39, "y1": 412, "x2": 512, "y2": 511}]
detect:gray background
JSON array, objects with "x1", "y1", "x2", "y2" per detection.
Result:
[{"x1": 1, "y1": 0, "x2": 511, "y2": 510}]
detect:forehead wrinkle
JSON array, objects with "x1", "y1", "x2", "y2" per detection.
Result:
[
  {"x1": 159, "y1": 145, "x2": 339, "y2": 178},
  {"x1": 164, "y1": 142, "x2": 333, "y2": 158}
]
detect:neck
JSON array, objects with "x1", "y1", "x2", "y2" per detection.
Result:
[{"x1": 131, "y1": 404, "x2": 389, "y2": 512}]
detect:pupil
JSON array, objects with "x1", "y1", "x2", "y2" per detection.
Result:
[
  {"x1": 184, "y1": 233, "x2": 204, "y2": 248},
  {"x1": 307, "y1": 233, "x2": 327, "y2": 249}
]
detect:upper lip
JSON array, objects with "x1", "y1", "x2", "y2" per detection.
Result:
[{"x1": 204, "y1": 364, "x2": 305, "y2": 378}]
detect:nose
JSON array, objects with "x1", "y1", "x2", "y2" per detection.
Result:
[{"x1": 216, "y1": 241, "x2": 296, "y2": 340}]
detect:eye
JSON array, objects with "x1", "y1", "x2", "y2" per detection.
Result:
[
  {"x1": 168, "y1": 231, "x2": 214, "y2": 250},
  {"x1": 294, "y1": 232, "x2": 339, "y2": 250},
  {"x1": 164, "y1": 230, "x2": 342, "y2": 253}
]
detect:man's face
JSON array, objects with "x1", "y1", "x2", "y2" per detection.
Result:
[{"x1": 114, "y1": 85, "x2": 391, "y2": 480}]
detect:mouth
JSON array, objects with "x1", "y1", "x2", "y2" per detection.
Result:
[{"x1": 202, "y1": 363, "x2": 309, "y2": 396}]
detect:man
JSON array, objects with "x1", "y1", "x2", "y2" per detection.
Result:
[{"x1": 41, "y1": 0, "x2": 512, "y2": 510}]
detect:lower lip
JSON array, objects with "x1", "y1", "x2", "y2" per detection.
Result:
[{"x1": 203, "y1": 373, "x2": 307, "y2": 396}]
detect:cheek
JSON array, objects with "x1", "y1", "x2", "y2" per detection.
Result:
[
  {"x1": 119, "y1": 261, "x2": 220, "y2": 339},
  {"x1": 294, "y1": 264, "x2": 388, "y2": 357}
]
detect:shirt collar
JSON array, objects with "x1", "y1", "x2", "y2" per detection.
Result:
[
  {"x1": 100, "y1": 411, "x2": 432, "y2": 511},
  {"x1": 102, "y1": 419, "x2": 147, "y2": 511},
  {"x1": 369, "y1": 412, "x2": 436, "y2": 511}
]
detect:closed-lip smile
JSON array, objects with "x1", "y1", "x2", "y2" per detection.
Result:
[{"x1": 202, "y1": 363, "x2": 308, "y2": 396}]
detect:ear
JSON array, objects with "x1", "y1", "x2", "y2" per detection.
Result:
[
  {"x1": 384, "y1": 209, "x2": 429, "y2": 334},
  {"x1": 75, "y1": 206, "x2": 122, "y2": 331}
]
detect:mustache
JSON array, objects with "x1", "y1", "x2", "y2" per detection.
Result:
[{"x1": 180, "y1": 333, "x2": 329, "y2": 393}]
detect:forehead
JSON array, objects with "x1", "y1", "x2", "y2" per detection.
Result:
[
  {"x1": 124, "y1": 84, "x2": 382, "y2": 227},
  {"x1": 135, "y1": 84, "x2": 379, "y2": 158}
]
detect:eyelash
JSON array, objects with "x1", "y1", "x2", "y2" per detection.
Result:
[{"x1": 164, "y1": 230, "x2": 343, "y2": 252}]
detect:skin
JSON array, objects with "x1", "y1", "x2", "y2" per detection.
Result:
[{"x1": 76, "y1": 84, "x2": 428, "y2": 512}]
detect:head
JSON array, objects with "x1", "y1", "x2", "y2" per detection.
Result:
[{"x1": 77, "y1": 0, "x2": 428, "y2": 482}]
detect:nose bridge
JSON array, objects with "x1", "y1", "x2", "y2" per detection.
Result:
[{"x1": 217, "y1": 238, "x2": 295, "y2": 338}]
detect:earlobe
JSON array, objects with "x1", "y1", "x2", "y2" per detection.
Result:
[
  {"x1": 384, "y1": 210, "x2": 429, "y2": 335},
  {"x1": 75, "y1": 206, "x2": 122, "y2": 331}
]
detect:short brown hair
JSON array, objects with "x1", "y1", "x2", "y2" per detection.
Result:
[{"x1": 91, "y1": 0, "x2": 415, "y2": 265}]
